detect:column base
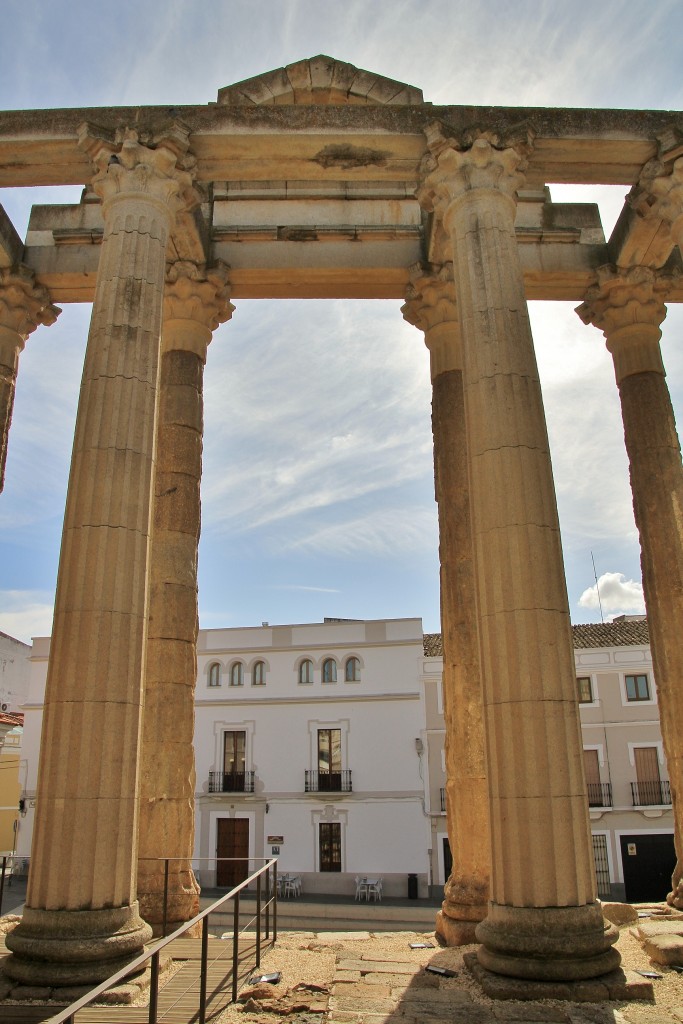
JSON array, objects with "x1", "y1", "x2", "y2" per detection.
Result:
[
  {"x1": 4, "y1": 903, "x2": 153, "y2": 986},
  {"x1": 138, "y1": 870, "x2": 200, "y2": 932},
  {"x1": 435, "y1": 900, "x2": 487, "y2": 946},
  {"x1": 667, "y1": 867, "x2": 683, "y2": 910},
  {"x1": 475, "y1": 902, "x2": 620, "y2": 982}
]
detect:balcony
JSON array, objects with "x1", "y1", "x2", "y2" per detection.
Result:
[
  {"x1": 631, "y1": 779, "x2": 671, "y2": 807},
  {"x1": 587, "y1": 782, "x2": 612, "y2": 808},
  {"x1": 209, "y1": 771, "x2": 255, "y2": 794},
  {"x1": 305, "y1": 770, "x2": 352, "y2": 793}
]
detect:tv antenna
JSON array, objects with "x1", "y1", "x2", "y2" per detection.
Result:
[{"x1": 591, "y1": 551, "x2": 604, "y2": 624}]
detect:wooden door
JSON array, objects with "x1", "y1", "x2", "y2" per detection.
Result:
[{"x1": 216, "y1": 818, "x2": 249, "y2": 888}]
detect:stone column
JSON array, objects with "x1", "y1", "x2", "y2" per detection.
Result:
[
  {"x1": 0, "y1": 265, "x2": 59, "y2": 491},
  {"x1": 5, "y1": 125, "x2": 197, "y2": 986},
  {"x1": 137, "y1": 260, "x2": 234, "y2": 932},
  {"x1": 577, "y1": 264, "x2": 683, "y2": 909},
  {"x1": 418, "y1": 125, "x2": 619, "y2": 982},
  {"x1": 401, "y1": 263, "x2": 489, "y2": 945}
]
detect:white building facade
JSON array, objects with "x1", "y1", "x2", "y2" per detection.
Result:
[
  {"x1": 16, "y1": 614, "x2": 675, "y2": 904},
  {"x1": 194, "y1": 617, "x2": 430, "y2": 896},
  {"x1": 422, "y1": 615, "x2": 675, "y2": 903}
]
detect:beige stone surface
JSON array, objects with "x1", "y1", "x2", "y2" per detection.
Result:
[
  {"x1": 601, "y1": 903, "x2": 639, "y2": 927},
  {"x1": 403, "y1": 262, "x2": 489, "y2": 944},
  {"x1": 578, "y1": 265, "x2": 683, "y2": 910},
  {"x1": 418, "y1": 127, "x2": 616, "y2": 981},
  {"x1": 138, "y1": 261, "x2": 233, "y2": 930},
  {"x1": 0, "y1": 265, "x2": 59, "y2": 490},
  {"x1": 5, "y1": 129, "x2": 194, "y2": 985}
]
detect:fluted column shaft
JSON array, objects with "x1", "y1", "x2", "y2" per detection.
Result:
[
  {"x1": 418, "y1": 127, "x2": 618, "y2": 982},
  {"x1": 578, "y1": 265, "x2": 683, "y2": 909},
  {"x1": 0, "y1": 265, "x2": 59, "y2": 491},
  {"x1": 138, "y1": 261, "x2": 233, "y2": 931},
  {"x1": 5, "y1": 126, "x2": 196, "y2": 986},
  {"x1": 402, "y1": 263, "x2": 489, "y2": 946}
]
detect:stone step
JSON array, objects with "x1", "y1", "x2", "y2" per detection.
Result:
[{"x1": 205, "y1": 898, "x2": 437, "y2": 933}]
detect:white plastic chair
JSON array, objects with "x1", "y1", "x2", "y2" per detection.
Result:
[{"x1": 355, "y1": 876, "x2": 368, "y2": 901}]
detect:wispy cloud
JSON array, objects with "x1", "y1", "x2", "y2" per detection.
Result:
[{"x1": 270, "y1": 584, "x2": 341, "y2": 594}]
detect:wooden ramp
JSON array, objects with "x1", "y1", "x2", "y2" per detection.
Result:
[{"x1": 1, "y1": 935, "x2": 270, "y2": 1024}]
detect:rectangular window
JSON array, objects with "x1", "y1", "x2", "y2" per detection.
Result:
[
  {"x1": 319, "y1": 822, "x2": 341, "y2": 872},
  {"x1": 577, "y1": 676, "x2": 593, "y2": 703},
  {"x1": 625, "y1": 673, "x2": 650, "y2": 701},
  {"x1": 224, "y1": 731, "x2": 246, "y2": 775}
]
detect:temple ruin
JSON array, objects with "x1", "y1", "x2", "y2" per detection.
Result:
[{"x1": 1, "y1": 56, "x2": 682, "y2": 996}]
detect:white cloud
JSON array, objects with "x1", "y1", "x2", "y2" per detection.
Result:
[
  {"x1": 0, "y1": 592, "x2": 54, "y2": 644},
  {"x1": 578, "y1": 572, "x2": 645, "y2": 616},
  {"x1": 270, "y1": 585, "x2": 341, "y2": 594}
]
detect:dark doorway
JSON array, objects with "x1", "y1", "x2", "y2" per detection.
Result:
[
  {"x1": 216, "y1": 817, "x2": 249, "y2": 888},
  {"x1": 620, "y1": 833, "x2": 675, "y2": 902},
  {"x1": 443, "y1": 838, "x2": 452, "y2": 884}
]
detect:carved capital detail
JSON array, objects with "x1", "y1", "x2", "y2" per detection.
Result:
[
  {"x1": 401, "y1": 263, "x2": 457, "y2": 333},
  {"x1": 0, "y1": 264, "x2": 60, "y2": 343},
  {"x1": 630, "y1": 148, "x2": 683, "y2": 245},
  {"x1": 164, "y1": 260, "x2": 235, "y2": 331},
  {"x1": 78, "y1": 123, "x2": 198, "y2": 218},
  {"x1": 577, "y1": 265, "x2": 679, "y2": 381},
  {"x1": 416, "y1": 123, "x2": 533, "y2": 223},
  {"x1": 577, "y1": 265, "x2": 674, "y2": 337}
]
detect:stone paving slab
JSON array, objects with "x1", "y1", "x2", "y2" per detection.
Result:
[{"x1": 634, "y1": 921, "x2": 683, "y2": 939}]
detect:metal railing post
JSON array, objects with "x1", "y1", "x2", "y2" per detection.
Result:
[
  {"x1": 162, "y1": 858, "x2": 169, "y2": 938},
  {"x1": 0, "y1": 856, "x2": 6, "y2": 914},
  {"x1": 148, "y1": 949, "x2": 160, "y2": 1024},
  {"x1": 265, "y1": 863, "x2": 270, "y2": 941},
  {"x1": 199, "y1": 914, "x2": 210, "y2": 1024},
  {"x1": 256, "y1": 870, "x2": 262, "y2": 968},
  {"x1": 273, "y1": 861, "x2": 278, "y2": 943},
  {"x1": 231, "y1": 890, "x2": 240, "y2": 1003}
]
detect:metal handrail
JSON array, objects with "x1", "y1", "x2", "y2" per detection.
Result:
[{"x1": 46, "y1": 857, "x2": 277, "y2": 1024}]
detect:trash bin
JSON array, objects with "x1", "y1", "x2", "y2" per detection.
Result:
[{"x1": 408, "y1": 873, "x2": 418, "y2": 899}]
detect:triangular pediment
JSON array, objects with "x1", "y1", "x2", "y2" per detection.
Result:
[{"x1": 217, "y1": 56, "x2": 423, "y2": 107}]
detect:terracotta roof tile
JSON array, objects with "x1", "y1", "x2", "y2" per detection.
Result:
[{"x1": 423, "y1": 617, "x2": 649, "y2": 656}]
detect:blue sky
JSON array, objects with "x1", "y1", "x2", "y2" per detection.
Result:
[{"x1": 1, "y1": 0, "x2": 683, "y2": 642}]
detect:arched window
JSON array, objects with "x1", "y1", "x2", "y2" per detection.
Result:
[
  {"x1": 208, "y1": 662, "x2": 221, "y2": 687},
  {"x1": 299, "y1": 659, "x2": 314, "y2": 684},
  {"x1": 253, "y1": 660, "x2": 266, "y2": 686},
  {"x1": 345, "y1": 656, "x2": 360, "y2": 682},
  {"x1": 230, "y1": 662, "x2": 244, "y2": 687},
  {"x1": 322, "y1": 658, "x2": 337, "y2": 683}
]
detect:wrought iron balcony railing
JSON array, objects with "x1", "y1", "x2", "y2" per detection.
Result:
[
  {"x1": 440, "y1": 788, "x2": 446, "y2": 813},
  {"x1": 587, "y1": 782, "x2": 612, "y2": 808},
  {"x1": 209, "y1": 771, "x2": 255, "y2": 794},
  {"x1": 631, "y1": 779, "x2": 671, "y2": 807},
  {"x1": 305, "y1": 770, "x2": 352, "y2": 793}
]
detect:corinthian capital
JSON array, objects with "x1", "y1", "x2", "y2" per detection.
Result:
[
  {"x1": 417, "y1": 123, "x2": 533, "y2": 224},
  {"x1": 401, "y1": 263, "x2": 457, "y2": 333},
  {"x1": 0, "y1": 265, "x2": 60, "y2": 343},
  {"x1": 577, "y1": 265, "x2": 675, "y2": 337},
  {"x1": 629, "y1": 131, "x2": 683, "y2": 246},
  {"x1": 163, "y1": 261, "x2": 234, "y2": 360},
  {"x1": 577, "y1": 265, "x2": 679, "y2": 381},
  {"x1": 78, "y1": 123, "x2": 198, "y2": 218}
]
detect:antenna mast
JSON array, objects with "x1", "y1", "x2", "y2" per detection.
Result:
[{"x1": 591, "y1": 551, "x2": 604, "y2": 624}]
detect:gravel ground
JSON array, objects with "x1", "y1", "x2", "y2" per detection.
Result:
[{"x1": 213, "y1": 923, "x2": 683, "y2": 1023}]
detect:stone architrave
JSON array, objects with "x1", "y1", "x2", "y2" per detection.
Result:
[
  {"x1": 401, "y1": 262, "x2": 489, "y2": 945},
  {"x1": 577, "y1": 264, "x2": 683, "y2": 909},
  {"x1": 137, "y1": 260, "x2": 234, "y2": 932},
  {"x1": 5, "y1": 125, "x2": 198, "y2": 986},
  {"x1": 0, "y1": 265, "x2": 59, "y2": 491},
  {"x1": 418, "y1": 126, "x2": 619, "y2": 982}
]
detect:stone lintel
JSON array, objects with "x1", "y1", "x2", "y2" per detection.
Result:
[{"x1": 0, "y1": 103, "x2": 681, "y2": 189}]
